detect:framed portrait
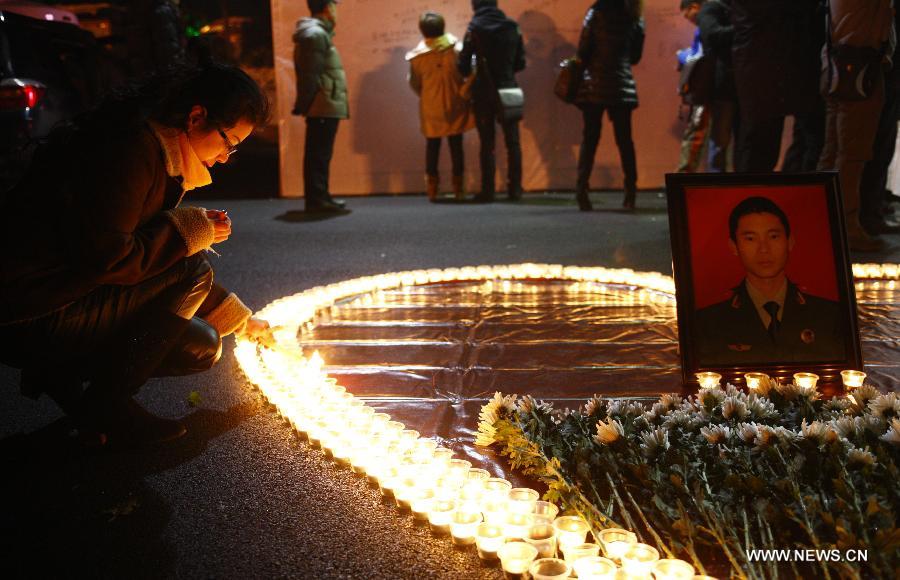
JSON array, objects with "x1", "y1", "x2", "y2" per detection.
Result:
[{"x1": 665, "y1": 172, "x2": 862, "y2": 390}]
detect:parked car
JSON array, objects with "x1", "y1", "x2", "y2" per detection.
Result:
[{"x1": 0, "y1": 9, "x2": 105, "y2": 192}]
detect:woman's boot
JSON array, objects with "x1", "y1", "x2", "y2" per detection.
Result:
[
  {"x1": 426, "y1": 174, "x2": 439, "y2": 202},
  {"x1": 575, "y1": 175, "x2": 593, "y2": 211},
  {"x1": 452, "y1": 174, "x2": 466, "y2": 200},
  {"x1": 622, "y1": 182, "x2": 636, "y2": 211}
]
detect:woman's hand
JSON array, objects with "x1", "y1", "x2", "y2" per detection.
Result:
[
  {"x1": 240, "y1": 316, "x2": 276, "y2": 347},
  {"x1": 206, "y1": 209, "x2": 232, "y2": 244}
]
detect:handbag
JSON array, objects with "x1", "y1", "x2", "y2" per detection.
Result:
[
  {"x1": 822, "y1": 1, "x2": 883, "y2": 101},
  {"x1": 553, "y1": 57, "x2": 582, "y2": 103}
]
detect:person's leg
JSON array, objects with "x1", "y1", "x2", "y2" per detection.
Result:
[
  {"x1": 502, "y1": 119, "x2": 523, "y2": 200},
  {"x1": 155, "y1": 318, "x2": 221, "y2": 377},
  {"x1": 448, "y1": 134, "x2": 465, "y2": 199},
  {"x1": 303, "y1": 117, "x2": 341, "y2": 209},
  {"x1": 576, "y1": 104, "x2": 603, "y2": 211},
  {"x1": 609, "y1": 106, "x2": 638, "y2": 209},
  {"x1": 475, "y1": 106, "x2": 497, "y2": 201},
  {"x1": 677, "y1": 105, "x2": 710, "y2": 172},
  {"x1": 707, "y1": 100, "x2": 736, "y2": 172},
  {"x1": 425, "y1": 137, "x2": 441, "y2": 201},
  {"x1": 860, "y1": 74, "x2": 899, "y2": 232},
  {"x1": 736, "y1": 115, "x2": 784, "y2": 172}
]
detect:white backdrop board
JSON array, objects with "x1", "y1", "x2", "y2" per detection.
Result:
[{"x1": 271, "y1": 0, "x2": 694, "y2": 197}]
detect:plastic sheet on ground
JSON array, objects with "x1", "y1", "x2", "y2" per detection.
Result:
[{"x1": 297, "y1": 279, "x2": 900, "y2": 483}]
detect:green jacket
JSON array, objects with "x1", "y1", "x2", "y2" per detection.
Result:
[
  {"x1": 292, "y1": 17, "x2": 349, "y2": 119},
  {"x1": 694, "y1": 280, "x2": 846, "y2": 366}
]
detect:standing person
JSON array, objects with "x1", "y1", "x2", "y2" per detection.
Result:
[
  {"x1": 0, "y1": 62, "x2": 273, "y2": 447},
  {"x1": 573, "y1": 0, "x2": 645, "y2": 211},
  {"x1": 458, "y1": 0, "x2": 526, "y2": 203},
  {"x1": 694, "y1": 0, "x2": 737, "y2": 172},
  {"x1": 675, "y1": 22, "x2": 710, "y2": 173},
  {"x1": 731, "y1": 0, "x2": 822, "y2": 172},
  {"x1": 292, "y1": 0, "x2": 349, "y2": 214},
  {"x1": 818, "y1": 0, "x2": 895, "y2": 252},
  {"x1": 407, "y1": 11, "x2": 475, "y2": 202}
]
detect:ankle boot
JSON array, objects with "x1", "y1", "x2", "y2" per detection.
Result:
[
  {"x1": 576, "y1": 188, "x2": 592, "y2": 212},
  {"x1": 622, "y1": 183, "x2": 636, "y2": 210},
  {"x1": 452, "y1": 175, "x2": 466, "y2": 200},
  {"x1": 426, "y1": 174, "x2": 439, "y2": 202}
]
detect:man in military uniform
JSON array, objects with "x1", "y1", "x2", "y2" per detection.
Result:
[
  {"x1": 292, "y1": 0, "x2": 349, "y2": 214},
  {"x1": 695, "y1": 196, "x2": 845, "y2": 365}
]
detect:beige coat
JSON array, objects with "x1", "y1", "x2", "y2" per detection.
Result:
[{"x1": 407, "y1": 34, "x2": 474, "y2": 138}]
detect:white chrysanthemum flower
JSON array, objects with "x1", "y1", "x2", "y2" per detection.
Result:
[
  {"x1": 639, "y1": 427, "x2": 670, "y2": 455},
  {"x1": 846, "y1": 447, "x2": 877, "y2": 469},
  {"x1": 775, "y1": 426, "x2": 801, "y2": 443},
  {"x1": 754, "y1": 376, "x2": 776, "y2": 397},
  {"x1": 700, "y1": 424, "x2": 732, "y2": 445},
  {"x1": 868, "y1": 392, "x2": 900, "y2": 420},
  {"x1": 722, "y1": 396, "x2": 750, "y2": 420},
  {"x1": 798, "y1": 383, "x2": 821, "y2": 402},
  {"x1": 800, "y1": 419, "x2": 838, "y2": 445},
  {"x1": 849, "y1": 384, "x2": 880, "y2": 413},
  {"x1": 823, "y1": 397, "x2": 852, "y2": 413},
  {"x1": 699, "y1": 388, "x2": 727, "y2": 408},
  {"x1": 607, "y1": 400, "x2": 645, "y2": 418},
  {"x1": 881, "y1": 418, "x2": 900, "y2": 446},
  {"x1": 594, "y1": 418, "x2": 625, "y2": 445},
  {"x1": 663, "y1": 409, "x2": 699, "y2": 431},
  {"x1": 724, "y1": 383, "x2": 745, "y2": 399},
  {"x1": 755, "y1": 425, "x2": 780, "y2": 447},
  {"x1": 746, "y1": 394, "x2": 778, "y2": 420},
  {"x1": 775, "y1": 381, "x2": 802, "y2": 401},
  {"x1": 858, "y1": 414, "x2": 886, "y2": 435},
  {"x1": 737, "y1": 422, "x2": 760, "y2": 444},
  {"x1": 584, "y1": 396, "x2": 604, "y2": 416},
  {"x1": 831, "y1": 417, "x2": 858, "y2": 440},
  {"x1": 659, "y1": 394, "x2": 683, "y2": 410}
]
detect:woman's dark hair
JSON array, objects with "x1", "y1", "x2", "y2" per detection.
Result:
[{"x1": 419, "y1": 12, "x2": 445, "y2": 38}]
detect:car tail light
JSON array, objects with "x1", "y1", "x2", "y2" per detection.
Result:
[{"x1": 0, "y1": 83, "x2": 46, "y2": 110}]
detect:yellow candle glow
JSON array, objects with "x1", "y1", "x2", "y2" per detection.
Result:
[
  {"x1": 529, "y1": 557, "x2": 571, "y2": 580},
  {"x1": 507, "y1": 487, "x2": 540, "y2": 514},
  {"x1": 427, "y1": 499, "x2": 456, "y2": 535},
  {"x1": 572, "y1": 556, "x2": 618, "y2": 580},
  {"x1": 498, "y1": 541, "x2": 539, "y2": 575},
  {"x1": 475, "y1": 523, "x2": 505, "y2": 560},
  {"x1": 621, "y1": 543, "x2": 659, "y2": 576},
  {"x1": 793, "y1": 372, "x2": 819, "y2": 389},
  {"x1": 524, "y1": 523, "x2": 558, "y2": 559},
  {"x1": 840, "y1": 370, "x2": 866, "y2": 389},
  {"x1": 653, "y1": 558, "x2": 695, "y2": 579},
  {"x1": 743, "y1": 372, "x2": 768, "y2": 390},
  {"x1": 695, "y1": 371, "x2": 722, "y2": 389},
  {"x1": 552, "y1": 516, "x2": 590, "y2": 551},
  {"x1": 449, "y1": 509, "x2": 483, "y2": 546},
  {"x1": 596, "y1": 528, "x2": 636, "y2": 561}
]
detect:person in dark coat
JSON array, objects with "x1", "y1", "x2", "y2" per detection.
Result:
[
  {"x1": 730, "y1": 0, "x2": 822, "y2": 172},
  {"x1": 573, "y1": 0, "x2": 645, "y2": 211},
  {"x1": 695, "y1": 196, "x2": 844, "y2": 366},
  {"x1": 458, "y1": 0, "x2": 526, "y2": 203},
  {"x1": 694, "y1": 0, "x2": 737, "y2": 172},
  {"x1": 0, "y1": 62, "x2": 272, "y2": 447}
]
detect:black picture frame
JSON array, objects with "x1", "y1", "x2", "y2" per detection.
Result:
[{"x1": 665, "y1": 171, "x2": 862, "y2": 391}]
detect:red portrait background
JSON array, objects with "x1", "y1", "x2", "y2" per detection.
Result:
[{"x1": 686, "y1": 184, "x2": 839, "y2": 310}]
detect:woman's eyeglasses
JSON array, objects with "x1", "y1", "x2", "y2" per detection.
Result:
[{"x1": 217, "y1": 128, "x2": 239, "y2": 157}]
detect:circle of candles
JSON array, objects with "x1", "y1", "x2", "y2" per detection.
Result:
[
  {"x1": 840, "y1": 370, "x2": 866, "y2": 389},
  {"x1": 621, "y1": 543, "x2": 660, "y2": 576},
  {"x1": 653, "y1": 558, "x2": 696, "y2": 579},
  {"x1": 449, "y1": 509, "x2": 483, "y2": 546},
  {"x1": 524, "y1": 523, "x2": 559, "y2": 559},
  {"x1": 498, "y1": 541, "x2": 539, "y2": 576},
  {"x1": 552, "y1": 516, "x2": 591, "y2": 551},
  {"x1": 695, "y1": 372, "x2": 722, "y2": 389},
  {"x1": 573, "y1": 556, "x2": 618, "y2": 580},
  {"x1": 793, "y1": 372, "x2": 819, "y2": 389},
  {"x1": 743, "y1": 372, "x2": 768, "y2": 390},
  {"x1": 507, "y1": 487, "x2": 540, "y2": 514},
  {"x1": 475, "y1": 522, "x2": 505, "y2": 560},
  {"x1": 596, "y1": 528, "x2": 637, "y2": 561},
  {"x1": 529, "y1": 557, "x2": 572, "y2": 580}
]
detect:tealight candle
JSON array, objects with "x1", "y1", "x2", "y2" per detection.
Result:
[
  {"x1": 410, "y1": 488, "x2": 435, "y2": 522},
  {"x1": 573, "y1": 556, "x2": 618, "y2": 580},
  {"x1": 743, "y1": 372, "x2": 768, "y2": 390},
  {"x1": 793, "y1": 372, "x2": 819, "y2": 389},
  {"x1": 529, "y1": 557, "x2": 572, "y2": 580},
  {"x1": 498, "y1": 541, "x2": 539, "y2": 577},
  {"x1": 653, "y1": 558, "x2": 695, "y2": 579},
  {"x1": 449, "y1": 509, "x2": 483, "y2": 546},
  {"x1": 840, "y1": 370, "x2": 866, "y2": 389},
  {"x1": 695, "y1": 372, "x2": 722, "y2": 389},
  {"x1": 475, "y1": 523, "x2": 505, "y2": 560},
  {"x1": 562, "y1": 542, "x2": 601, "y2": 571},
  {"x1": 596, "y1": 528, "x2": 637, "y2": 561},
  {"x1": 621, "y1": 543, "x2": 660, "y2": 577},
  {"x1": 524, "y1": 523, "x2": 558, "y2": 559},
  {"x1": 531, "y1": 501, "x2": 560, "y2": 522},
  {"x1": 507, "y1": 487, "x2": 540, "y2": 514},
  {"x1": 481, "y1": 498, "x2": 509, "y2": 524},
  {"x1": 427, "y1": 499, "x2": 456, "y2": 535},
  {"x1": 482, "y1": 477, "x2": 513, "y2": 504},
  {"x1": 552, "y1": 516, "x2": 590, "y2": 551},
  {"x1": 504, "y1": 512, "x2": 535, "y2": 541}
]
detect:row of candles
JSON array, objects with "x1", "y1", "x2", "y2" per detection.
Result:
[
  {"x1": 234, "y1": 343, "x2": 711, "y2": 579},
  {"x1": 695, "y1": 369, "x2": 867, "y2": 390},
  {"x1": 233, "y1": 264, "x2": 894, "y2": 579}
]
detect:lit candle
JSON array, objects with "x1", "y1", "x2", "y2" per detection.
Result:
[
  {"x1": 653, "y1": 558, "x2": 695, "y2": 579},
  {"x1": 475, "y1": 523, "x2": 505, "y2": 560},
  {"x1": 507, "y1": 487, "x2": 540, "y2": 514},
  {"x1": 840, "y1": 370, "x2": 866, "y2": 389},
  {"x1": 695, "y1": 372, "x2": 722, "y2": 389},
  {"x1": 572, "y1": 556, "x2": 618, "y2": 580},
  {"x1": 449, "y1": 509, "x2": 483, "y2": 546},
  {"x1": 529, "y1": 557, "x2": 571, "y2": 580},
  {"x1": 498, "y1": 541, "x2": 539, "y2": 577},
  {"x1": 743, "y1": 372, "x2": 768, "y2": 390},
  {"x1": 621, "y1": 543, "x2": 659, "y2": 577},
  {"x1": 552, "y1": 516, "x2": 590, "y2": 551},
  {"x1": 524, "y1": 523, "x2": 558, "y2": 559},
  {"x1": 793, "y1": 372, "x2": 819, "y2": 389},
  {"x1": 482, "y1": 477, "x2": 513, "y2": 504},
  {"x1": 562, "y1": 542, "x2": 601, "y2": 570},
  {"x1": 410, "y1": 488, "x2": 435, "y2": 522},
  {"x1": 481, "y1": 498, "x2": 509, "y2": 524},
  {"x1": 427, "y1": 499, "x2": 456, "y2": 535},
  {"x1": 596, "y1": 528, "x2": 636, "y2": 561},
  {"x1": 504, "y1": 512, "x2": 535, "y2": 541}
]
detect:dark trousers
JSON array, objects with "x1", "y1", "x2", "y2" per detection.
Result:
[
  {"x1": 736, "y1": 115, "x2": 785, "y2": 172},
  {"x1": 303, "y1": 117, "x2": 340, "y2": 205},
  {"x1": 577, "y1": 105, "x2": 637, "y2": 192},
  {"x1": 426, "y1": 134, "x2": 464, "y2": 177},
  {"x1": 475, "y1": 107, "x2": 521, "y2": 197},
  {"x1": 0, "y1": 254, "x2": 220, "y2": 400},
  {"x1": 860, "y1": 74, "x2": 899, "y2": 224},
  {"x1": 782, "y1": 109, "x2": 826, "y2": 172}
]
